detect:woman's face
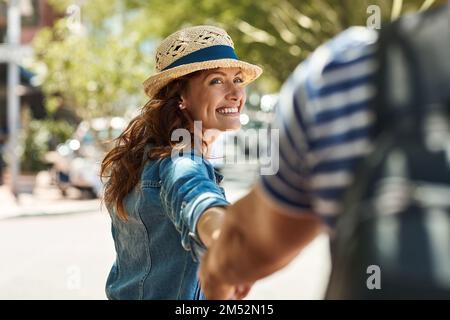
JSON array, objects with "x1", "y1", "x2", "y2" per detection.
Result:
[{"x1": 181, "y1": 67, "x2": 246, "y2": 132}]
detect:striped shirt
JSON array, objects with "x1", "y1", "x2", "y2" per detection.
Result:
[{"x1": 260, "y1": 27, "x2": 379, "y2": 228}]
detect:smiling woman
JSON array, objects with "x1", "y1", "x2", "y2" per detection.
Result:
[
  {"x1": 183, "y1": 67, "x2": 246, "y2": 131},
  {"x1": 100, "y1": 25, "x2": 262, "y2": 300}
]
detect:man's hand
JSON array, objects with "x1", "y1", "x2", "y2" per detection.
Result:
[
  {"x1": 198, "y1": 185, "x2": 322, "y2": 299},
  {"x1": 197, "y1": 206, "x2": 226, "y2": 248}
]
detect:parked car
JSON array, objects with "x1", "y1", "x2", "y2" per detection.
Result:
[{"x1": 45, "y1": 117, "x2": 127, "y2": 198}]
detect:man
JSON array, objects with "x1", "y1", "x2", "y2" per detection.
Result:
[
  {"x1": 199, "y1": 24, "x2": 382, "y2": 299},
  {"x1": 200, "y1": 1, "x2": 450, "y2": 298}
]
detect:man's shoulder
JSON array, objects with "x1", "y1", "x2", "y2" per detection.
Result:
[
  {"x1": 313, "y1": 27, "x2": 378, "y2": 64},
  {"x1": 327, "y1": 27, "x2": 378, "y2": 53},
  {"x1": 289, "y1": 27, "x2": 378, "y2": 85},
  {"x1": 277, "y1": 26, "x2": 378, "y2": 127}
]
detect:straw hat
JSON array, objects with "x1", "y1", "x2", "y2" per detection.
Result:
[{"x1": 142, "y1": 25, "x2": 263, "y2": 98}]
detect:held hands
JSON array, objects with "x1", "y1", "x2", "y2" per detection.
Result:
[
  {"x1": 199, "y1": 242, "x2": 254, "y2": 300},
  {"x1": 198, "y1": 205, "x2": 254, "y2": 299}
]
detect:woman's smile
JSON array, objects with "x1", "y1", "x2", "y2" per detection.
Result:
[{"x1": 215, "y1": 106, "x2": 240, "y2": 116}]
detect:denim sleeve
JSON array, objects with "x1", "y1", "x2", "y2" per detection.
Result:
[{"x1": 159, "y1": 154, "x2": 229, "y2": 261}]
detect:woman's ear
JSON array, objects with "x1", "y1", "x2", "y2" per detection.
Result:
[
  {"x1": 179, "y1": 96, "x2": 187, "y2": 110},
  {"x1": 180, "y1": 93, "x2": 192, "y2": 110}
]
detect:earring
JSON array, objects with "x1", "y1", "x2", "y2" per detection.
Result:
[{"x1": 179, "y1": 103, "x2": 186, "y2": 110}]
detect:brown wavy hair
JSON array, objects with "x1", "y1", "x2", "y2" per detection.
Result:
[{"x1": 100, "y1": 71, "x2": 204, "y2": 221}]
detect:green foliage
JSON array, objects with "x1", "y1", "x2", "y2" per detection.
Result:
[
  {"x1": 125, "y1": 0, "x2": 446, "y2": 90},
  {"x1": 32, "y1": 0, "x2": 447, "y2": 122},
  {"x1": 40, "y1": 119, "x2": 75, "y2": 150},
  {"x1": 20, "y1": 119, "x2": 49, "y2": 173},
  {"x1": 19, "y1": 108, "x2": 47, "y2": 173},
  {"x1": 32, "y1": 1, "x2": 151, "y2": 119},
  {"x1": 19, "y1": 109, "x2": 75, "y2": 173}
]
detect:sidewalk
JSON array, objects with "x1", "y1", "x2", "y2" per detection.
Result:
[{"x1": 0, "y1": 171, "x2": 102, "y2": 220}]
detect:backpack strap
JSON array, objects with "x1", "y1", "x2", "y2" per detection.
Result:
[{"x1": 374, "y1": 3, "x2": 450, "y2": 137}]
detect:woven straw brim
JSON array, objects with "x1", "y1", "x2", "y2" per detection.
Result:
[{"x1": 142, "y1": 59, "x2": 262, "y2": 98}]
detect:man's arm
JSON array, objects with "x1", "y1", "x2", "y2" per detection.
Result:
[{"x1": 200, "y1": 184, "x2": 322, "y2": 299}]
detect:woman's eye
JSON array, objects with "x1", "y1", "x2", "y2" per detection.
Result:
[
  {"x1": 210, "y1": 78, "x2": 223, "y2": 85},
  {"x1": 234, "y1": 77, "x2": 244, "y2": 83}
]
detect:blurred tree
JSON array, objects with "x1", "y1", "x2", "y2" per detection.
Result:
[
  {"x1": 32, "y1": 0, "x2": 152, "y2": 119},
  {"x1": 32, "y1": 0, "x2": 447, "y2": 121},
  {"x1": 125, "y1": 0, "x2": 446, "y2": 91},
  {"x1": 19, "y1": 109, "x2": 49, "y2": 173}
]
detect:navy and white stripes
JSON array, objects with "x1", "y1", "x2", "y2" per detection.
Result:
[{"x1": 260, "y1": 27, "x2": 378, "y2": 228}]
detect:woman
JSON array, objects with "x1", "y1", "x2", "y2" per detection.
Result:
[{"x1": 100, "y1": 25, "x2": 262, "y2": 300}]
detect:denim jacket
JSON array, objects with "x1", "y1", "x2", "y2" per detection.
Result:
[{"x1": 105, "y1": 150, "x2": 228, "y2": 300}]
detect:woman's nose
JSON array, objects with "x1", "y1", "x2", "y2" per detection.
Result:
[{"x1": 227, "y1": 84, "x2": 244, "y2": 101}]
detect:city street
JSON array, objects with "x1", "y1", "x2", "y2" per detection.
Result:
[
  {"x1": 2, "y1": 0, "x2": 448, "y2": 302},
  {"x1": 0, "y1": 163, "x2": 331, "y2": 300}
]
